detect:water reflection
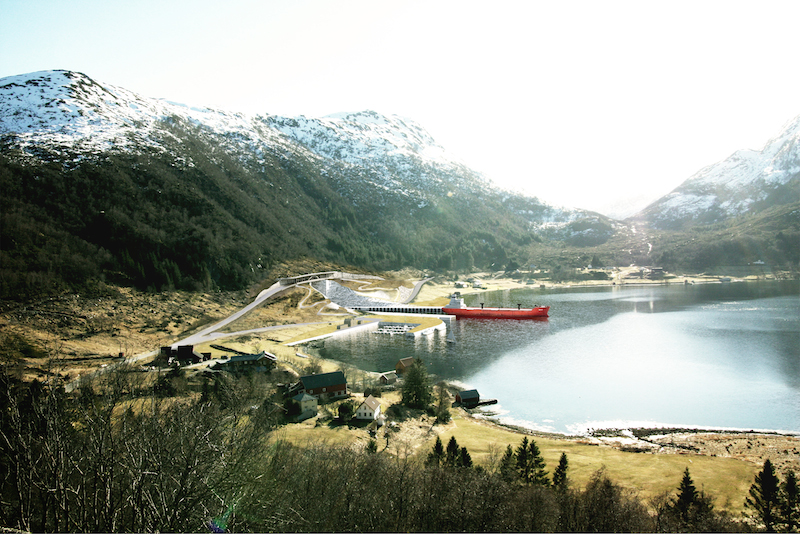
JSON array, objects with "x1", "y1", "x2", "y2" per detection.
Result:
[{"x1": 317, "y1": 281, "x2": 800, "y2": 433}]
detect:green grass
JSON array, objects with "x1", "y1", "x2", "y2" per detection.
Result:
[{"x1": 424, "y1": 413, "x2": 758, "y2": 513}]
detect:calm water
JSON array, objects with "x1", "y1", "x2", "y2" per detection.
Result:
[{"x1": 318, "y1": 281, "x2": 800, "y2": 434}]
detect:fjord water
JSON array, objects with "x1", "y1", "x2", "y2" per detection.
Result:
[{"x1": 318, "y1": 281, "x2": 800, "y2": 434}]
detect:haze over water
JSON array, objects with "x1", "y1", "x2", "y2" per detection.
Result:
[{"x1": 318, "y1": 281, "x2": 800, "y2": 435}]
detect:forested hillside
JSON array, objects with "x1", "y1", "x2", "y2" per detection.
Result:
[
  {"x1": 0, "y1": 71, "x2": 617, "y2": 299},
  {"x1": 2, "y1": 70, "x2": 798, "y2": 301},
  {"x1": 0, "y1": 141, "x2": 562, "y2": 298}
]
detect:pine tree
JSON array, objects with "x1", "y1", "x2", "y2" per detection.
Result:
[
  {"x1": 445, "y1": 436, "x2": 460, "y2": 467},
  {"x1": 459, "y1": 446, "x2": 473, "y2": 468},
  {"x1": 746, "y1": 459, "x2": 781, "y2": 532},
  {"x1": 779, "y1": 469, "x2": 800, "y2": 532},
  {"x1": 528, "y1": 438, "x2": 549, "y2": 486},
  {"x1": 401, "y1": 358, "x2": 431, "y2": 409},
  {"x1": 515, "y1": 436, "x2": 530, "y2": 482},
  {"x1": 499, "y1": 444, "x2": 516, "y2": 481},
  {"x1": 675, "y1": 467, "x2": 698, "y2": 524},
  {"x1": 426, "y1": 436, "x2": 445, "y2": 467},
  {"x1": 674, "y1": 467, "x2": 697, "y2": 524},
  {"x1": 552, "y1": 452, "x2": 569, "y2": 490}
]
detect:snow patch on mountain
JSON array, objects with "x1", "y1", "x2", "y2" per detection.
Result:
[
  {"x1": 0, "y1": 69, "x2": 589, "y2": 232},
  {"x1": 0, "y1": 70, "x2": 285, "y2": 161},
  {"x1": 636, "y1": 113, "x2": 800, "y2": 227}
]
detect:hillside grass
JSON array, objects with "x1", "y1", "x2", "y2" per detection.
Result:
[{"x1": 429, "y1": 413, "x2": 758, "y2": 513}]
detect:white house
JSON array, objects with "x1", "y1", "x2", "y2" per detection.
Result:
[{"x1": 355, "y1": 395, "x2": 381, "y2": 421}]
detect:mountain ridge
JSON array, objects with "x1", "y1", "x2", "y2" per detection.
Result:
[
  {"x1": 1, "y1": 69, "x2": 797, "y2": 298},
  {"x1": 1, "y1": 69, "x2": 618, "y2": 297},
  {"x1": 632, "y1": 113, "x2": 800, "y2": 229}
]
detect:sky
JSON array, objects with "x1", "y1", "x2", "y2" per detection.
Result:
[{"x1": 2, "y1": 0, "x2": 799, "y2": 217}]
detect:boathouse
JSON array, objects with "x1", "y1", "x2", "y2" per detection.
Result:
[{"x1": 456, "y1": 389, "x2": 480, "y2": 408}]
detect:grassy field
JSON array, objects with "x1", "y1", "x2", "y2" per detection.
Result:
[
  {"x1": 267, "y1": 387, "x2": 761, "y2": 515},
  {"x1": 429, "y1": 412, "x2": 759, "y2": 513}
]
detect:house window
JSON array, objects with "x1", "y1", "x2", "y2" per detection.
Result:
[{"x1": 322, "y1": 388, "x2": 326, "y2": 392}]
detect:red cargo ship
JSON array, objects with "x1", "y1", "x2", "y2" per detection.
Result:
[{"x1": 442, "y1": 293, "x2": 549, "y2": 319}]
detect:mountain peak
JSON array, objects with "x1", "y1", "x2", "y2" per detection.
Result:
[{"x1": 632, "y1": 112, "x2": 800, "y2": 228}]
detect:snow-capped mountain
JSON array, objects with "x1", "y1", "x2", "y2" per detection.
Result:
[
  {"x1": 634, "y1": 114, "x2": 800, "y2": 229},
  {"x1": 1, "y1": 69, "x2": 616, "y2": 294},
  {"x1": 0, "y1": 70, "x2": 520, "y2": 205},
  {"x1": 0, "y1": 69, "x2": 594, "y2": 227}
]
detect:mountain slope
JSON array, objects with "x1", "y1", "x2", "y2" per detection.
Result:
[
  {"x1": 634, "y1": 114, "x2": 800, "y2": 229},
  {"x1": 1, "y1": 70, "x2": 611, "y2": 298}
]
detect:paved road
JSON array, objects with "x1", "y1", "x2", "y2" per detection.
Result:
[
  {"x1": 170, "y1": 281, "x2": 285, "y2": 349},
  {"x1": 173, "y1": 276, "x2": 433, "y2": 347},
  {"x1": 403, "y1": 277, "x2": 433, "y2": 303},
  {"x1": 64, "y1": 275, "x2": 434, "y2": 391}
]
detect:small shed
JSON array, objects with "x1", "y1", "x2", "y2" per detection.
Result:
[
  {"x1": 356, "y1": 395, "x2": 381, "y2": 421},
  {"x1": 456, "y1": 389, "x2": 480, "y2": 408},
  {"x1": 379, "y1": 371, "x2": 397, "y2": 385},
  {"x1": 395, "y1": 357, "x2": 414, "y2": 375}
]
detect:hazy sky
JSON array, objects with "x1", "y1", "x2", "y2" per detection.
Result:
[{"x1": 2, "y1": 0, "x2": 799, "y2": 216}]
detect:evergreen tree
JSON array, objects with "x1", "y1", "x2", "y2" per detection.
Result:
[
  {"x1": 675, "y1": 467, "x2": 698, "y2": 524},
  {"x1": 660, "y1": 467, "x2": 717, "y2": 531},
  {"x1": 459, "y1": 446, "x2": 473, "y2": 468},
  {"x1": 746, "y1": 459, "x2": 781, "y2": 532},
  {"x1": 401, "y1": 358, "x2": 431, "y2": 409},
  {"x1": 552, "y1": 452, "x2": 569, "y2": 490},
  {"x1": 499, "y1": 444, "x2": 516, "y2": 481},
  {"x1": 426, "y1": 436, "x2": 445, "y2": 467},
  {"x1": 445, "y1": 436, "x2": 460, "y2": 467},
  {"x1": 779, "y1": 470, "x2": 800, "y2": 532},
  {"x1": 515, "y1": 436, "x2": 531, "y2": 482},
  {"x1": 528, "y1": 438, "x2": 549, "y2": 486}
]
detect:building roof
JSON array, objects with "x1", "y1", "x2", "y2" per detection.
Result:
[
  {"x1": 228, "y1": 351, "x2": 277, "y2": 363},
  {"x1": 360, "y1": 395, "x2": 380, "y2": 411},
  {"x1": 458, "y1": 389, "x2": 480, "y2": 401},
  {"x1": 397, "y1": 357, "x2": 414, "y2": 368},
  {"x1": 380, "y1": 371, "x2": 397, "y2": 379},
  {"x1": 293, "y1": 392, "x2": 317, "y2": 402},
  {"x1": 300, "y1": 370, "x2": 346, "y2": 390}
]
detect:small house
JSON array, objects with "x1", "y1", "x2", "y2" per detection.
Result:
[
  {"x1": 291, "y1": 392, "x2": 318, "y2": 420},
  {"x1": 300, "y1": 370, "x2": 348, "y2": 400},
  {"x1": 379, "y1": 371, "x2": 397, "y2": 385},
  {"x1": 356, "y1": 395, "x2": 381, "y2": 421},
  {"x1": 456, "y1": 389, "x2": 480, "y2": 408},
  {"x1": 395, "y1": 357, "x2": 414, "y2": 375},
  {"x1": 221, "y1": 351, "x2": 277, "y2": 372}
]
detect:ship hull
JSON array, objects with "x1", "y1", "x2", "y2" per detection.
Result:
[{"x1": 442, "y1": 306, "x2": 549, "y2": 319}]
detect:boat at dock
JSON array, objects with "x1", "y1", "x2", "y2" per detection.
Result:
[{"x1": 442, "y1": 293, "x2": 549, "y2": 319}]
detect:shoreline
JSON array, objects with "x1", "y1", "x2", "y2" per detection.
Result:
[{"x1": 287, "y1": 273, "x2": 800, "y2": 476}]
